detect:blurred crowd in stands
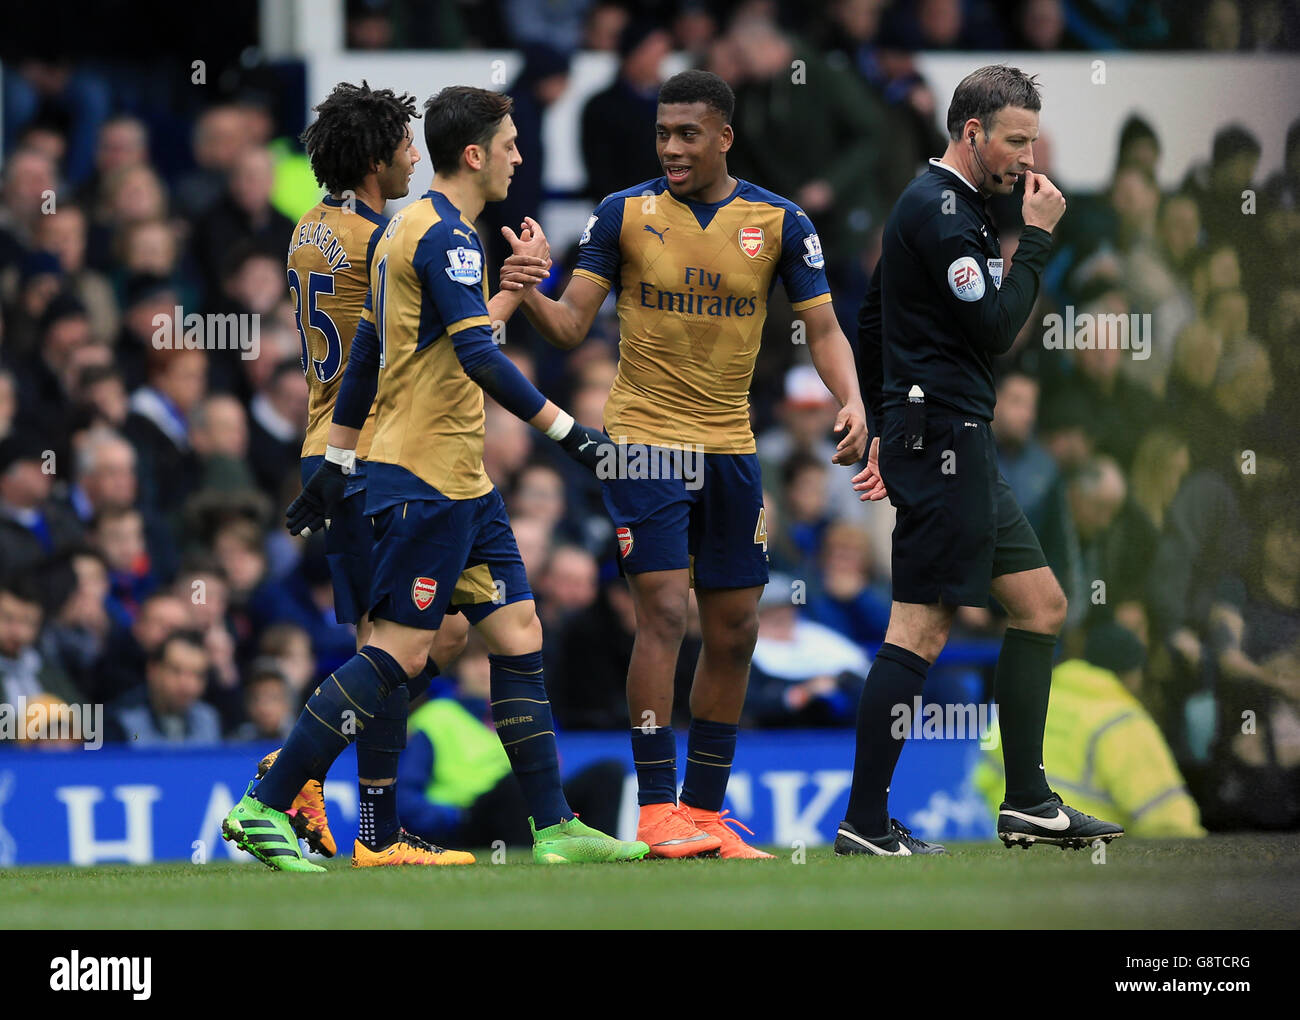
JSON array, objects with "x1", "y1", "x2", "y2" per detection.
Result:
[
  {"x1": 348, "y1": 0, "x2": 1300, "y2": 54},
  {"x1": 0, "y1": 0, "x2": 1297, "y2": 832}
]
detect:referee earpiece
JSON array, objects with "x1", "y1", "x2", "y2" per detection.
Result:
[{"x1": 968, "y1": 129, "x2": 1003, "y2": 186}]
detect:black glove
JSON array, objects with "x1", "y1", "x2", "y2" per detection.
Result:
[
  {"x1": 285, "y1": 459, "x2": 348, "y2": 536},
  {"x1": 556, "y1": 421, "x2": 612, "y2": 473}
]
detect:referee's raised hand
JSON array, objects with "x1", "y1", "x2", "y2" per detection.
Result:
[{"x1": 1021, "y1": 170, "x2": 1067, "y2": 233}]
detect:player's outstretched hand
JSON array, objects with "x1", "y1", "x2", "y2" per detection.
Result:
[
  {"x1": 556, "y1": 421, "x2": 612, "y2": 474},
  {"x1": 851, "y1": 436, "x2": 887, "y2": 502},
  {"x1": 285, "y1": 460, "x2": 348, "y2": 537},
  {"x1": 831, "y1": 400, "x2": 868, "y2": 465},
  {"x1": 501, "y1": 217, "x2": 550, "y2": 261},
  {"x1": 1021, "y1": 171, "x2": 1066, "y2": 234}
]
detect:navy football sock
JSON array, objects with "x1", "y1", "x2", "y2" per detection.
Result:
[
  {"x1": 680, "y1": 718, "x2": 737, "y2": 813},
  {"x1": 844, "y1": 643, "x2": 930, "y2": 836},
  {"x1": 355, "y1": 682, "x2": 409, "y2": 848},
  {"x1": 630, "y1": 725, "x2": 678, "y2": 806},
  {"x1": 255, "y1": 645, "x2": 407, "y2": 811},
  {"x1": 994, "y1": 627, "x2": 1056, "y2": 806},
  {"x1": 489, "y1": 651, "x2": 571, "y2": 830},
  {"x1": 357, "y1": 781, "x2": 397, "y2": 849}
]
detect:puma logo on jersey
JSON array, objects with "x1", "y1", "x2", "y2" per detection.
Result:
[{"x1": 643, "y1": 224, "x2": 669, "y2": 244}]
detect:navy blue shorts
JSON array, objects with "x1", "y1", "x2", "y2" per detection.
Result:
[
  {"x1": 600, "y1": 448, "x2": 769, "y2": 589},
  {"x1": 880, "y1": 410, "x2": 1047, "y2": 607},
  {"x1": 366, "y1": 487, "x2": 533, "y2": 630},
  {"x1": 303, "y1": 456, "x2": 372, "y2": 626}
]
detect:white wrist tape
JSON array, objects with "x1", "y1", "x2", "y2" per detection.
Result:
[
  {"x1": 545, "y1": 409, "x2": 575, "y2": 441},
  {"x1": 325, "y1": 445, "x2": 357, "y2": 475}
]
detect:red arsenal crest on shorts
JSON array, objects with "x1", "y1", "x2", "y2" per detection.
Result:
[
  {"x1": 739, "y1": 226, "x2": 764, "y2": 258},
  {"x1": 411, "y1": 576, "x2": 438, "y2": 611},
  {"x1": 617, "y1": 527, "x2": 634, "y2": 558}
]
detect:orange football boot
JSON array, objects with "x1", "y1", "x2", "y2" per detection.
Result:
[
  {"x1": 636, "y1": 802, "x2": 723, "y2": 859},
  {"x1": 351, "y1": 830, "x2": 475, "y2": 867},
  {"x1": 681, "y1": 805, "x2": 775, "y2": 859},
  {"x1": 257, "y1": 749, "x2": 336, "y2": 858}
]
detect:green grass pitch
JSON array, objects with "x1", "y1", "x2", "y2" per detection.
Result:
[{"x1": 3, "y1": 835, "x2": 1296, "y2": 929}]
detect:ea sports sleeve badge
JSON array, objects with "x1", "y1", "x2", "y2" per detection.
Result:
[
  {"x1": 947, "y1": 256, "x2": 986, "y2": 302},
  {"x1": 445, "y1": 246, "x2": 483, "y2": 285}
]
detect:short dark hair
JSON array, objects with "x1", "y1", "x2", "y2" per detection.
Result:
[
  {"x1": 782, "y1": 449, "x2": 826, "y2": 488},
  {"x1": 658, "y1": 70, "x2": 735, "y2": 124},
  {"x1": 268, "y1": 356, "x2": 304, "y2": 389},
  {"x1": 0, "y1": 572, "x2": 45, "y2": 610},
  {"x1": 1118, "y1": 113, "x2": 1159, "y2": 155},
  {"x1": 149, "y1": 628, "x2": 207, "y2": 666},
  {"x1": 77, "y1": 363, "x2": 123, "y2": 391},
  {"x1": 176, "y1": 552, "x2": 226, "y2": 581},
  {"x1": 39, "y1": 293, "x2": 89, "y2": 339},
  {"x1": 423, "y1": 86, "x2": 513, "y2": 175},
  {"x1": 41, "y1": 545, "x2": 108, "y2": 615},
  {"x1": 1212, "y1": 124, "x2": 1261, "y2": 165},
  {"x1": 260, "y1": 621, "x2": 310, "y2": 656},
  {"x1": 300, "y1": 81, "x2": 419, "y2": 195},
  {"x1": 220, "y1": 238, "x2": 281, "y2": 282},
  {"x1": 945, "y1": 64, "x2": 1042, "y2": 141},
  {"x1": 246, "y1": 657, "x2": 289, "y2": 690},
  {"x1": 91, "y1": 504, "x2": 142, "y2": 533}
]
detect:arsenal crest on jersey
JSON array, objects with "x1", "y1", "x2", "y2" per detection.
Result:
[
  {"x1": 617, "y1": 527, "x2": 634, "y2": 558},
  {"x1": 411, "y1": 576, "x2": 438, "y2": 611},
  {"x1": 738, "y1": 226, "x2": 764, "y2": 258}
]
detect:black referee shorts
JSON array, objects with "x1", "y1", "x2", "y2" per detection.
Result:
[{"x1": 880, "y1": 409, "x2": 1047, "y2": 607}]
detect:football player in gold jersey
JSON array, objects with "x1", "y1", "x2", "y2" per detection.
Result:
[
  {"x1": 230, "y1": 86, "x2": 647, "y2": 870},
  {"x1": 507, "y1": 70, "x2": 868, "y2": 858},
  {"x1": 255, "y1": 81, "x2": 484, "y2": 867}
]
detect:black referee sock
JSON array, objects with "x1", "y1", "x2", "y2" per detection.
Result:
[
  {"x1": 844, "y1": 642, "x2": 931, "y2": 836},
  {"x1": 994, "y1": 627, "x2": 1057, "y2": 806}
]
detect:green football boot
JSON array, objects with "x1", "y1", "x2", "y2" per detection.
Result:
[
  {"x1": 222, "y1": 782, "x2": 326, "y2": 873},
  {"x1": 530, "y1": 816, "x2": 650, "y2": 864}
]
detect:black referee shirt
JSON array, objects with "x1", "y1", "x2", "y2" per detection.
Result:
[{"x1": 858, "y1": 159, "x2": 1054, "y2": 427}]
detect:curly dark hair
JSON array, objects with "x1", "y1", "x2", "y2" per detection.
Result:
[
  {"x1": 299, "y1": 81, "x2": 419, "y2": 195},
  {"x1": 658, "y1": 69, "x2": 735, "y2": 123}
]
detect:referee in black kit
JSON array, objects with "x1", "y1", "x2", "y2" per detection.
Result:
[{"x1": 836, "y1": 65, "x2": 1123, "y2": 855}]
